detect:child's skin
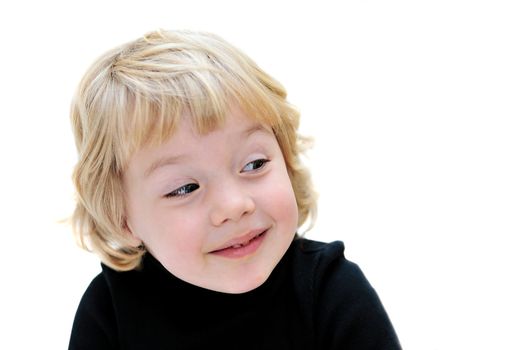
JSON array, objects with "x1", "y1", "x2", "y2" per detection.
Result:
[{"x1": 123, "y1": 104, "x2": 299, "y2": 293}]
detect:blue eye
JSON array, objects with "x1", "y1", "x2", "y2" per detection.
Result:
[
  {"x1": 165, "y1": 183, "x2": 199, "y2": 198},
  {"x1": 242, "y1": 159, "x2": 269, "y2": 172}
]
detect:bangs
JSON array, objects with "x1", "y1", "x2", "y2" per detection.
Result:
[{"x1": 109, "y1": 41, "x2": 284, "y2": 170}]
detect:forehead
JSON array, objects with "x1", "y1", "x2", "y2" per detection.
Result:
[
  {"x1": 166, "y1": 109, "x2": 270, "y2": 151},
  {"x1": 130, "y1": 106, "x2": 273, "y2": 178}
]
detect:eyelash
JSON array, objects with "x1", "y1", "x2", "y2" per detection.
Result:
[
  {"x1": 164, "y1": 158, "x2": 270, "y2": 199},
  {"x1": 241, "y1": 158, "x2": 270, "y2": 173},
  {"x1": 164, "y1": 183, "x2": 199, "y2": 198}
]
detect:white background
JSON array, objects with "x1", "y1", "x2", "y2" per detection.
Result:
[{"x1": 1, "y1": 1, "x2": 526, "y2": 349}]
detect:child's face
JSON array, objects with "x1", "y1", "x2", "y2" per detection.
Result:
[{"x1": 123, "y1": 105, "x2": 299, "y2": 293}]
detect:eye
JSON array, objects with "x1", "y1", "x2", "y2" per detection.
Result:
[
  {"x1": 165, "y1": 183, "x2": 200, "y2": 198},
  {"x1": 241, "y1": 158, "x2": 270, "y2": 173}
]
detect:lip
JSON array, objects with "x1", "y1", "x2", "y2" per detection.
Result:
[{"x1": 209, "y1": 228, "x2": 268, "y2": 258}]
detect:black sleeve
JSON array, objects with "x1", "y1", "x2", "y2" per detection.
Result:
[
  {"x1": 68, "y1": 273, "x2": 119, "y2": 350},
  {"x1": 314, "y1": 244, "x2": 402, "y2": 349}
]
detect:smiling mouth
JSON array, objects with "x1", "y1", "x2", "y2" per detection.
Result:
[
  {"x1": 210, "y1": 229, "x2": 268, "y2": 258},
  {"x1": 228, "y1": 231, "x2": 265, "y2": 249}
]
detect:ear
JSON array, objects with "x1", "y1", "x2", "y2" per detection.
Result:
[{"x1": 122, "y1": 218, "x2": 143, "y2": 247}]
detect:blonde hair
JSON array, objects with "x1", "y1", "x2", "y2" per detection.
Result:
[{"x1": 70, "y1": 29, "x2": 317, "y2": 271}]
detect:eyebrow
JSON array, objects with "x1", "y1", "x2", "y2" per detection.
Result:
[
  {"x1": 243, "y1": 124, "x2": 269, "y2": 138},
  {"x1": 143, "y1": 123, "x2": 269, "y2": 179},
  {"x1": 144, "y1": 155, "x2": 185, "y2": 179}
]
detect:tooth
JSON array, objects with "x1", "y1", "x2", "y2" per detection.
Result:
[{"x1": 232, "y1": 244, "x2": 242, "y2": 248}]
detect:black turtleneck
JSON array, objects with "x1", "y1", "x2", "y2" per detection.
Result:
[{"x1": 68, "y1": 238, "x2": 401, "y2": 349}]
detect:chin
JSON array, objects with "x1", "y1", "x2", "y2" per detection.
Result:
[{"x1": 218, "y1": 270, "x2": 271, "y2": 294}]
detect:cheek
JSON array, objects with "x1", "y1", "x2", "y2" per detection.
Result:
[
  {"x1": 167, "y1": 213, "x2": 206, "y2": 245},
  {"x1": 280, "y1": 187, "x2": 299, "y2": 229},
  {"x1": 154, "y1": 209, "x2": 205, "y2": 248},
  {"x1": 128, "y1": 201, "x2": 204, "y2": 252},
  {"x1": 261, "y1": 172, "x2": 299, "y2": 229}
]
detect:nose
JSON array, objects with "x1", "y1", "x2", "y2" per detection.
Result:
[{"x1": 209, "y1": 180, "x2": 256, "y2": 226}]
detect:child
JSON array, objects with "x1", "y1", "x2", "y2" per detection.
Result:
[{"x1": 68, "y1": 29, "x2": 402, "y2": 349}]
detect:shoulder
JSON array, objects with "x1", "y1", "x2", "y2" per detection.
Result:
[
  {"x1": 68, "y1": 271, "x2": 118, "y2": 350},
  {"x1": 291, "y1": 236, "x2": 345, "y2": 256},
  {"x1": 289, "y1": 237, "x2": 402, "y2": 349},
  {"x1": 83, "y1": 271, "x2": 111, "y2": 299},
  {"x1": 289, "y1": 237, "x2": 361, "y2": 283},
  {"x1": 74, "y1": 272, "x2": 113, "y2": 318},
  {"x1": 289, "y1": 237, "x2": 369, "y2": 300}
]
